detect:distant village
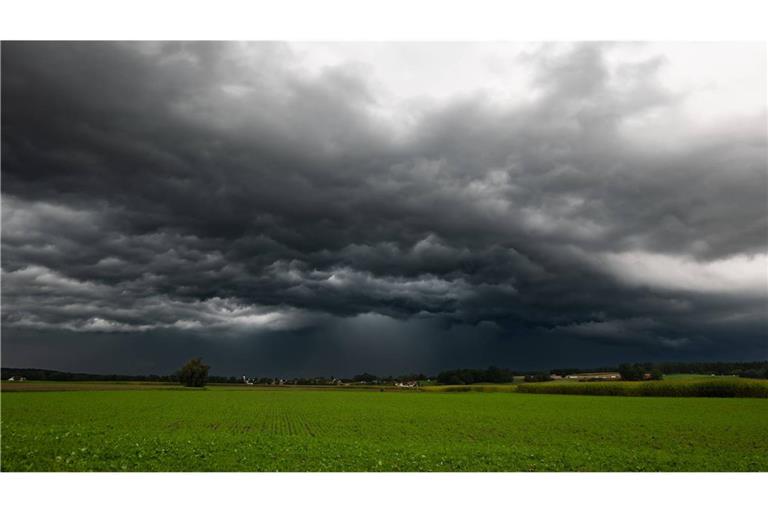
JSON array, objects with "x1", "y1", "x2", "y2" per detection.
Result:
[
  {"x1": 239, "y1": 375, "x2": 420, "y2": 387},
  {"x1": 4, "y1": 360, "x2": 767, "y2": 386}
]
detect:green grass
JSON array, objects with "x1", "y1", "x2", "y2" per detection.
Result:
[
  {"x1": 517, "y1": 377, "x2": 768, "y2": 398},
  {"x1": 422, "y1": 383, "x2": 519, "y2": 392},
  {"x1": 2, "y1": 388, "x2": 767, "y2": 471}
]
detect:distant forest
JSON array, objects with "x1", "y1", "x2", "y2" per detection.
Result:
[{"x1": 3, "y1": 360, "x2": 767, "y2": 384}]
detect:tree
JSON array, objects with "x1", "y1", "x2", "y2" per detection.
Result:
[
  {"x1": 178, "y1": 357, "x2": 210, "y2": 387},
  {"x1": 485, "y1": 366, "x2": 514, "y2": 383},
  {"x1": 618, "y1": 363, "x2": 644, "y2": 381}
]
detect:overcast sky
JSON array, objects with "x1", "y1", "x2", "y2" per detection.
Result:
[{"x1": 2, "y1": 42, "x2": 766, "y2": 376}]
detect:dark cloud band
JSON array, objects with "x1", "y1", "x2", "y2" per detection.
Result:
[{"x1": 2, "y1": 42, "x2": 766, "y2": 373}]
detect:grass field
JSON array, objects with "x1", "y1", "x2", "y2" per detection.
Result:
[
  {"x1": 421, "y1": 383, "x2": 519, "y2": 392},
  {"x1": 2, "y1": 387, "x2": 767, "y2": 471}
]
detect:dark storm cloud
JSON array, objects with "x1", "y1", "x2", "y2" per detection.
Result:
[{"x1": 2, "y1": 42, "x2": 766, "y2": 373}]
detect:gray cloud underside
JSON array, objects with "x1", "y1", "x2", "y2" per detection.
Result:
[{"x1": 2, "y1": 42, "x2": 767, "y2": 363}]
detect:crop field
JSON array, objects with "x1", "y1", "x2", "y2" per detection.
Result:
[
  {"x1": 517, "y1": 376, "x2": 768, "y2": 398},
  {"x1": 2, "y1": 387, "x2": 767, "y2": 471}
]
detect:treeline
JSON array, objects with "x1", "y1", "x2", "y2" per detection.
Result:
[
  {"x1": 438, "y1": 360, "x2": 768, "y2": 385},
  {"x1": 550, "y1": 361, "x2": 768, "y2": 379},
  {"x1": 654, "y1": 361, "x2": 768, "y2": 376},
  {"x1": 0, "y1": 367, "x2": 249, "y2": 383},
  {"x1": 436, "y1": 367, "x2": 516, "y2": 385},
  {"x1": 0, "y1": 367, "x2": 429, "y2": 385},
  {"x1": 4, "y1": 360, "x2": 767, "y2": 384},
  {"x1": 1, "y1": 368, "x2": 178, "y2": 382},
  {"x1": 739, "y1": 368, "x2": 768, "y2": 380},
  {"x1": 618, "y1": 363, "x2": 663, "y2": 381}
]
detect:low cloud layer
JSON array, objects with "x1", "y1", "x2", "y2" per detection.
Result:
[{"x1": 2, "y1": 42, "x2": 766, "y2": 375}]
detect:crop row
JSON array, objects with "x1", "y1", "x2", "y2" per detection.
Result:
[{"x1": 516, "y1": 378, "x2": 768, "y2": 398}]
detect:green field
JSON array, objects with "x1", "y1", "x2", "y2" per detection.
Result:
[
  {"x1": 422, "y1": 383, "x2": 519, "y2": 392},
  {"x1": 2, "y1": 387, "x2": 767, "y2": 471}
]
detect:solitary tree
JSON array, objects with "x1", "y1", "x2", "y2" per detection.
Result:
[{"x1": 178, "y1": 357, "x2": 210, "y2": 387}]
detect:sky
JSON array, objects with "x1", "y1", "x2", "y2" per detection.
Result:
[{"x1": 1, "y1": 41, "x2": 766, "y2": 377}]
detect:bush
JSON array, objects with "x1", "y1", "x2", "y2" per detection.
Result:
[{"x1": 178, "y1": 357, "x2": 210, "y2": 387}]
